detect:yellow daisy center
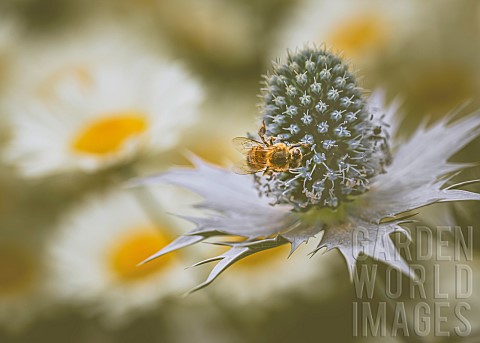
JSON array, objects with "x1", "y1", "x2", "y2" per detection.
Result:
[
  {"x1": 0, "y1": 246, "x2": 37, "y2": 296},
  {"x1": 326, "y1": 13, "x2": 388, "y2": 57},
  {"x1": 109, "y1": 230, "x2": 174, "y2": 283},
  {"x1": 72, "y1": 113, "x2": 148, "y2": 155}
]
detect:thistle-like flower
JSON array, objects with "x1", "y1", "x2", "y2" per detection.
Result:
[
  {"x1": 136, "y1": 47, "x2": 480, "y2": 292},
  {"x1": 256, "y1": 48, "x2": 390, "y2": 210}
]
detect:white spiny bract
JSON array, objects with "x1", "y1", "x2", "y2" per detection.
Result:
[
  {"x1": 135, "y1": 47, "x2": 480, "y2": 293},
  {"x1": 258, "y1": 47, "x2": 390, "y2": 210}
]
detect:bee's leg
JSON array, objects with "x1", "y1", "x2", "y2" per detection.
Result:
[
  {"x1": 303, "y1": 150, "x2": 313, "y2": 158},
  {"x1": 290, "y1": 142, "x2": 311, "y2": 149},
  {"x1": 263, "y1": 167, "x2": 274, "y2": 180},
  {"x1": 258, "y1": 120, "x2": 269, "y2": 145}
]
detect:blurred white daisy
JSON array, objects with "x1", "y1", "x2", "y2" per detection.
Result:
[
  {"x1": 50, "y1": 189, "x2": 192, "y2": 326},
  {"x1": 0, "y1": 235, "x2": 52, "y2": 332},
  {"x1": 280, "y1": 0, "x2": 417, "y2": 63},
  {"x1": 3, "y1": 31, "x2": 203, "y2": 177},
  {"x1": 136, "y1": 47, "x2": 480, "y2": 292}
]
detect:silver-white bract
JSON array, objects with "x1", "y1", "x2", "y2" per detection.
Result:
[{"x1": 136, "y1": 92, "x2": 480, "y2": 293}]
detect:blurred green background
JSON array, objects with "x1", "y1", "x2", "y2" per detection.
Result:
[{"x1": 0, "y1": 0, "x2": 479, "y2": 342}]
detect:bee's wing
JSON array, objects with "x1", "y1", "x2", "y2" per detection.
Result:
[
  {"x1": 231, "y1": 137, "x2": 268, "y2": 174},
  {"x1": 231, "y1": 160, "x2": 263, "y2": 175},
  {"x1": 232, "y1": 137, "x2": 264, "y2": 155}
]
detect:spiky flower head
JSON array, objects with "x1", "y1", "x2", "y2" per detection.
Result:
[
  {"x1": 135, "y1": 46, "x2": 480, "y2": 294},
  {"x1": 258, "y1": 47, "x2": 390, "y2": 210}
]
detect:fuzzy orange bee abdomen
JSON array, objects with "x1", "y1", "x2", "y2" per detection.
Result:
[{"x1": 247, "y1": 147, "x2": 268, "y2": 170}]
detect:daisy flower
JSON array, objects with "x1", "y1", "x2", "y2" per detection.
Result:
[
  {"x1": 49, "y1": 190, "x2": 192, "y2": 326},
  {"x1": 3, "y1": 34, "x2": 203, "y2": 177},
  {"x1": 0, "y1": 234, "x2": 52, "y2": 332},
  {"x1": 281, "y1": 0, "x2": 416, "y2": 63},
  {"x1": 136, "y1": 47, "x2": 480, "y2": 292}
]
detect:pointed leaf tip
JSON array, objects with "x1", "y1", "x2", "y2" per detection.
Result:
[{"x1": 141, "y1": 235, "x2": 206, "y2": 265}]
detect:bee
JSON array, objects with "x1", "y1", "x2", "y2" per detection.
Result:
[{"x1": 232, "y1": 121, "x2": 309, "y2": 175}]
